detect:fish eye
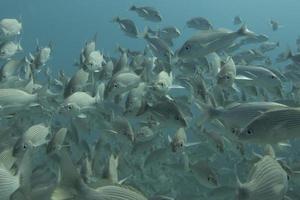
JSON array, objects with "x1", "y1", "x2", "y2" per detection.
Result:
[
  {"x1": 175, "y1": 115, "x2": 180, "y2": 121},
  {"x1": 185, "y1": 44, "x2": 191, "y2": 51},
  {"x1": 226, "y1": 76, "x2": 230, "y2": 80},
  {"x1": 113, "y1": 83, "x2": 119, "y2": 88},
  {"x1": 67, "y1": 105, "x2": 73, "y2": 110},
  {"x1": 23, "y1": 144, "x2": 27, "y2": 149},
  {"x1": 287, "y1": 175, "x2": 290, "y2": 180},
  {"x1": 180, "y1": 143, "x2": 183, "y2": 147},
  {"x1": 247, "y1": 129, "x2": 253, "y2": 135}
]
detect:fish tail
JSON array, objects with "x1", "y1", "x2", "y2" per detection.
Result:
[
  {"x1": 111, "y1": 16, "x2": 120, "y2": 23},
  {"x1": 196, "y1": 101, "x2": 220, "y2": 126},
  {"x1": 95, "y1": 82, "x2": 105, "y2": 104},
  {"x1": 284, "y1": 48, "x2": 293, "y2": 59}
]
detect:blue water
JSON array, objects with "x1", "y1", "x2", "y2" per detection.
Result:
[{"x1": 1, "y1": 0, "x2": 299, "y2": 74}]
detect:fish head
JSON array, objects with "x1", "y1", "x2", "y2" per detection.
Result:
[
  {"x1": 170, "y1": 139, "x2": 184, "y2": 153},
  {"x1": 238, "y1": 121, "x2": 266, "y2": 143},
  {"x1": 59, "y1": 102, "x2": 81, "y2": 117},
  {"x1": 217, "y1": 73, "x2": 235, "y2": 88},
  {"x1": 177, "y1": 41, "x2": 202, "y2": 59},
  {"x1": 12, "y1": 138, "x2": 29, "y2": 157}
]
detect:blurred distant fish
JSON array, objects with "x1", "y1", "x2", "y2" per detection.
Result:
[
  {"x1": 130, "y1": 5, "x2": 162, "y2": 22},
  {"x1": 233, "y1": 16, "x2": 242, "y2": 25},
  {"x1": 112, "y1": 17, "x2": 139, "y2": 38},
  {"x1": 186, "y1": 17, "x2": 213, "y2": 30},
  {"x1": 270, "y1": 19, "x2": 281, "y2": 31}
]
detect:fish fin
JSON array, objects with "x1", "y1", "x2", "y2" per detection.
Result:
[
  {"x1": 77, "y1": 114, "x2": 87, "y2": 119},
  {"x1": 51, "y1": 186, "x2": 76, "y2": 200},
  {"x1": 184, "y1": 142, "x2": 201, "y2": 147},
  {"x1": 168, "y1": 85, "x2": 185, "y2": 89},
  {"x1": 232, "y1": 83, "x2": 240, "y2": 93},
  {"x1": 236, "y1": 24, "x2": 256, "y2": 36},
  {"x1": 118, "y1": 175, "x2": 131, "y2": 185},
  {"x1": 195, "y1": 102, "x2": 220, "y2": 126},
  {"x1": 167, "y1": 135, "x2": 172, "y2": 143},
  {"x1": 235, "y1": 75, "x2": 253, "y2": 80}
]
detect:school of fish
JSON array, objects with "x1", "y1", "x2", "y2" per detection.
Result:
[{"x1": 1, "y1": 5, "x2": 300, "y2": 200}]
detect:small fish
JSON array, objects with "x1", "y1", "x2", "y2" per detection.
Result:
[
  {"x1": 83, "y1": 50, "x2": 105, "y2": 72},
  {"x1": 0, "y1": 40, "x2": 22, "y2": 59},
  {"x1": 112, "y1": 17, "x2": 139, "y2": 38},
  {"x1": 62, "y1": 83, "x2": 104, "y2": 117},
  {"x1": 233, "y1": 16, "x2": 242, "y2": 25},
  {"x1": 143, "y1": 31, "x2": 173, "y2": 63},
  {"x1": 23, "y1": 123, "x2": 50, "y2": 148},
  {"x1": 0, "y1": 18, "x2": 22, "y2": 39},
  {"x1": 190, "y1": 160, "x2": 219, "y2": 188},
  {"x1": 168, "y1": 127, "x2": 200, "y2": 153},
  {"x1": 158, "y1": 26, "x2": 181, "y2": 39},
  {"x1": 270, "y1": 19, "x2": 281, "y2": 31},
  {"x1": 107, "y1": 116, "x2": 135, "y2": 142},
  {"x1": 259, "y1": 41, "x2": 279, "y2": 53},
  {"x1": 124, "y1": 82, "x2": 147, "y2": 115},
  {"x1": 64, "y1": 68, "x2": 89, "y2": 98},
  {"x1": 0, "y1": 57, "x2": 27, "y2": 81},
  {"x1": 139, "y1": 97, "x2": 188, "y2": 128},
  {"x1": 130, "y1": 5, "x2": 162, "y2": 22},
  {"x1": 186, "y1": 17, "x2": 213, "y2": 30},
  {"x1": 105, "y1": 71, "x2": 141, "y2": 98}
]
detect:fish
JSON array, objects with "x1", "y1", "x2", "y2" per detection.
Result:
[
  {"x1": 51, "y1": 150, "x2": 148, "y2": 200},
  {"x1": 233, "y1": 16, "x2": 243, "y2": 25},
  {"x1": 197, "y1": 101, "x2": 288, "y2": 138},
  {"x1": 186, "y1": 17, "x2": 213, "y2": 30},
  {"x1": 130, "y1": 5, "x2": 162, "y2": 22},
  {"x1": 189, "y1": 160, "x2": 219, "y2": 188},
  {"x1": 0, "y1": 57, "x2": 27, "y2": 81},
  {"x1": 270, "y1": 19, "x2": 281, "y2": 31},
  {"x1": 46, "y1": 128, "x2": 68, "y2": 154},
  {"x1": 64, "y1": 68, "x2": 89, "y2": 98},
  {"x1": 104, "y1": 71, "x2": 141, "y2": 98},
  {"x1": 112, "y1": 17, "x2": 139, "y2": 38},
  {"x1": 0, "y1": 18, "x2": 22, "y2": 40},
  {"x1": 236, "y1": 155, "x2": 289, "y2": 200},
  {"x1": 238, "y1": 107, "x2": 300, "y2": 144},
  {"x1": 259, "y1": 41, "x2": 280, "y2": 53},
  {"x1": 177, "y1": 25, "x2": 256, "y2": 59},
  {"x1": 168, "y1": 127, "x2": 200, "y2": 152},
  {"x1": 0, "y1": 40, "x2": 22, "y2": 59}
]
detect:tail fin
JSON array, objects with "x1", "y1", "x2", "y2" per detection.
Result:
[
  {"x1": 95, "y1": 83, "x2": 105, "y2": 104},
  {"x1": 284, "y1": 48, "x2": 293, "y2": 59},
  {"x1": 195, "y1": 102, "x2": 220, "y2": 126},
  {"x1": 56, "y1": 150, "x2": 81, "y2": 189},
  {"x1": 237, "y1": 24, "x2": 256, "y2": 37},
  {"x1": 111, "y1": 17, "x2": 120, "y2": 23}
]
